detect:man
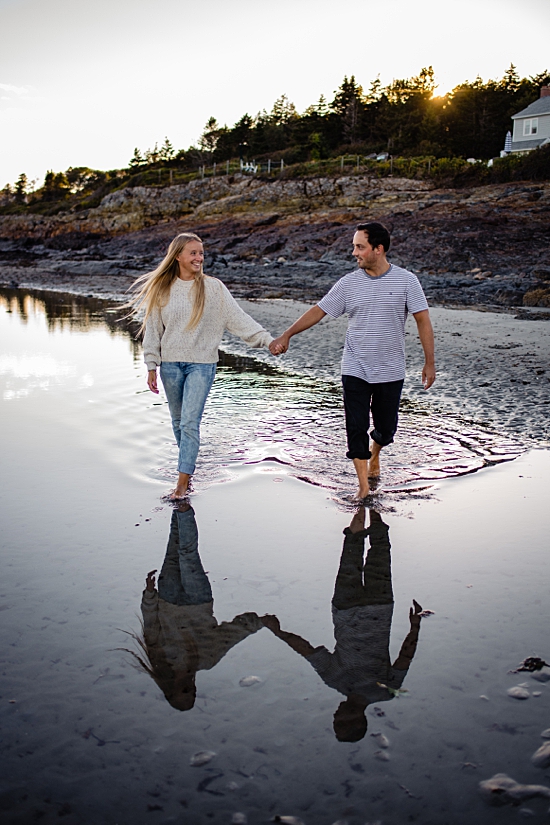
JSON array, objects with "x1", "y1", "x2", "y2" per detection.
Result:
[
  {"x1": 261, "y1": 507, "x2": 424, "y2": 742},
  {"x1": 269, "y1": 221, "x2": 435, "y2": 498}
]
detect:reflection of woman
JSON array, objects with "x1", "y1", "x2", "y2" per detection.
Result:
[
  {"x1": 262, "y1": 508, "x2": 423, "y2": 741},
  {"x1": 130, "y1": 233, "x2": 273, "y2": 499},
  {"x1": 135, "y1": 503, "x2": 262, "y2": 710}
]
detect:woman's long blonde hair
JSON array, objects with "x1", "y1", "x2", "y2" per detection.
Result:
[{"x1": 128, "y1": 232, "x2": 206, "y2": 333}]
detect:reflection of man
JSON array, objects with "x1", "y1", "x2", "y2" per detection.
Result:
[
  {"x1": 139, "y1": 502, "x2": 262, "y2": 710},
  {"x1": 269, "y1": 222, "x2": 435, "y2": 498},
  {"x1": 262, "y1": 508, "x2": 423, "y2": 741}
]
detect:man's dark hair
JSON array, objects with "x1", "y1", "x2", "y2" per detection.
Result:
[{"x1": 356, "y1": 222, "x2": 391, "y2": 252}]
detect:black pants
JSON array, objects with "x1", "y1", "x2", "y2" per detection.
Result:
[
  {"x1": 332, "y1": 521, "x2": 393, "y2": 610},
  {"x1": 342, "y1": 375, "x2": 404, "y2": 461}
]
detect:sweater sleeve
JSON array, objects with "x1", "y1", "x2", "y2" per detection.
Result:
[
  {"x1": 221, "y1": 284, "x2": 273, "y2": 348},
  {"x1": 142, "y1": 304, "x2": 164, "y2": 371}
]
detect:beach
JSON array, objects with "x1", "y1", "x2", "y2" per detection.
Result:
[{"x1": 1, "y1": 283, "x2": 550, "y2": 824}]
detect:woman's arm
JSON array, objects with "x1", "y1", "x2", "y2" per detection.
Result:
[{"x1": 222, "y1": 285, "x2": 273, "y2": 348}]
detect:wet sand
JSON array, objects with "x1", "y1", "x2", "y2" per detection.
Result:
[{"x1": 1, "y1": 290, "x2": 550, "y2": 823}]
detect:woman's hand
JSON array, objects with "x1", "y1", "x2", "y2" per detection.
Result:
[{"x1": 147, "y1": 369, "x2": 159, "y2": 394}]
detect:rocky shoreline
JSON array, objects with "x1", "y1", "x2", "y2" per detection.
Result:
[{"x1": 1, "y1": 174, "x2": 549, "y2": 312}]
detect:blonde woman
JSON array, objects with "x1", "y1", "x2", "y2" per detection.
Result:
[{"x1": 131, "y1": 232, "x2": 273, "y2": 499}]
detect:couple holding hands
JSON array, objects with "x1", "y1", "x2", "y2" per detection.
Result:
[{"x1": 130, "y1": 221, "x2": 435, "y2": 500}]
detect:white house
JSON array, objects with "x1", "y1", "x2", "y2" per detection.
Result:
[{"x1": 510, "y1": 86, "x2": 550, "y2": 153}]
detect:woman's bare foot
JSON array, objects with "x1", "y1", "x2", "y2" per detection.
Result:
[
  {"x1": 368, "y1": 441, "x2": 382, "y2": 478},
  {"x1": 167, "y1": 472, "x2": 190, "y2": 500}
]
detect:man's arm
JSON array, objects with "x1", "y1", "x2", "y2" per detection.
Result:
[
  {"x1": 413, "y1": 309, "x2": 436, "y2": 389},
  {"x1": 269, "y1": 305, "x2": 327, "y2": 355},
  {"x1": 260, "y1": 615, "x2": 317, "y2": 657}
]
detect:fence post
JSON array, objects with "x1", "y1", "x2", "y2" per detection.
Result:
[
  {"x1": 428, "y1": 158, "x2": 431, "y2": 175},
  {"x1": 213, "y1": 162, "x2": 216, "y2": 177},
  {"x1": 158, "y1": 169, "x2": 161, "y2": 184},
  {"x1": 340, "y1": 156, "x2": 344, "y2": 171},
  {"x1": 280, "y1": 158, "x2": 284, "y2": 172},
  {"x1": 268, "y1": 159, "x2": 271, "y2": 174},
  {"x1": 200, "y1": 165, "x2": 204, "y2": 179},
  {"x1": 390, "y1": 156, "x2": 393, "y2": 174},
  {"x1": 356, "y1": 155, "x2": 359, "y2": 171},
  {"x1": 169, "y1": 169, "x2": 173, "y2": 185},
  {"x1": 226, "y1": 160, "x2": 230, "y2": 175}
]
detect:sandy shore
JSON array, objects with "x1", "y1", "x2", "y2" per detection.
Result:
[
  {"x1": 226, "y1": 299, "x2": 550, "y2": 445},
  {"x1": 3, "y1": 274, "x2": 549, "y2": 444}
]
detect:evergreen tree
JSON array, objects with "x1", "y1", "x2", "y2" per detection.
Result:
[
  {"x1": 14, "y1": 173, "x2": 28, "y2": 202},
  {"x1": 129, "y1": 148, "x2": 145, "y2": 168},
  {"x1": 159, "y1": 137, "x2": 175, "y2": 162}
]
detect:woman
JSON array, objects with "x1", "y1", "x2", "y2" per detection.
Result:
[{"x1": 130, "y1": 232, "x2": 273, "y2": 499}]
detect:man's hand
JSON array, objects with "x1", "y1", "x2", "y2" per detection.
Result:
[
  {"x1": 269, "y1": 335, "x2": 289, "y2": 356},
  {"x1": 422, "y1": 363, "x2": 436, "y2": 390},
  {"x1": 260, "y1": 614, "x2": 281, "y2": 633},
  {"x1": 147, "y1": 369, "x2": 159, "y2": 394},
  {"x1": 145, "y1": 569, "x2": 157, "y2": 592},
  {"x1": 409, "y1": 599, "x2": 422, "y2": 625}
]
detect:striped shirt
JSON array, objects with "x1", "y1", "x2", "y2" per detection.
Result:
[{"x1": 318, "y1": 264, "x2": 428, "y2": 383}]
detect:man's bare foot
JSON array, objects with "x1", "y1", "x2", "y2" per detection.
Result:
[
  {"x1": 368, "y1": 441, "x2": 382, "y2": 478},
  {"x1": 167, "y1": 472, "x2": 190, "y2": 500},
  {"x1": 352, "y1": 458, "x2": 369, "y2": 499}
]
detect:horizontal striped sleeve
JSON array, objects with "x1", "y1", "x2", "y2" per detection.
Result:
[
  {"x1": 406, "y1": 273, "x2": 429, "y2": 314},
  {"x1": 318, "y1": 278, "x2": 347, "y2": 318}
]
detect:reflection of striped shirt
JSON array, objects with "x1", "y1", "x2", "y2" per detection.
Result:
[
  {"x1": 318, "y1": 265, "x2": 428, "y2": 383},
  {"x1": 307, "y1": 604, "x2": 407, "y2": 704}
]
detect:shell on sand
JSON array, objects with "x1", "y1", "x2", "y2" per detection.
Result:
[
  {"x1": 507, "y1": 686, "x2": 530, "y2": 700},
  {"x1": 541, "y1": 728, "x2": 550, "y2": 739},
  {"x1": 273, "y1": 817, "x2": 306, "y2": 825},
  {"x1": 374, "y1": 750, "x2": 390, "y2": 761},
  {"x1": 190, "y1": 750, "x2": 216, "y2": 767},
  {"x1": 531, "y1": 742, "x2": 550, "y2": 769},
  {"x1": 239, "y1": 675, "x2": 263, "y2": 687},
  {"x1": 479, "y1": 773, "x2": 550, "y2": 806},
  {"x1": 371, "y1": 732, "x2": 390, "y2": 748}
]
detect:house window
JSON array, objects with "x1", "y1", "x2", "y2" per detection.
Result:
[{"x1": 523, "y1": 118, "x2": 538, "y2": 136}]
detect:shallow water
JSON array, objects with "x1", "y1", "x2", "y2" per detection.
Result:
[{"x1": 1, "y1": 288, "x2": 550, "y2": 825}]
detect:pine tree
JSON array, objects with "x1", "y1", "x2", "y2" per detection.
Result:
[{"x1": 129, "y1": 148, "x2": 145, "y2": 168}]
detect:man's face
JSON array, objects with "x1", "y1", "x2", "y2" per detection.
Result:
[{"x1": 353, "y1": 231, "x2": 380, "y2": 270}]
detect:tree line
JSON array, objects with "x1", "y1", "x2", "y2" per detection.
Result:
[{"x1": 2, "y1": 64, "x2": 549, "y2": 213}]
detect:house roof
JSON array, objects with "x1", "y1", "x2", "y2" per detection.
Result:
[
  {"x1": 512, "y1": 97, "x2": 550, "y2": 119},
  {"x1": 511, "y1": 137, "x2": 549, "y2": 151}
]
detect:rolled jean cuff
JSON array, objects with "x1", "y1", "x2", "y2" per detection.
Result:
[
  {"x1": 345, "y1": 449, "x2": 371, "y2": 460},
  {"x1": 371, "y1": 428, "x2": 394, "y2": 448}
]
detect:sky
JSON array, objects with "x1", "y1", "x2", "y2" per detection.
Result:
[{"x1": 1, "y1": 0, "x2": 549, "y2": 188}]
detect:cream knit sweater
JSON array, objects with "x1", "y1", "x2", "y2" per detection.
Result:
[{"x1": 142, "y1": 276, "x2": 273, "y2": 370}]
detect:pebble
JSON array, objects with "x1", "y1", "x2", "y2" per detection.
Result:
[
  {"x1": 371, "y1": 732, "x2": 390, "y2": 748},
  {"x1": 190, "y1": 750, "x2": 216, "y2": 767},
  {"x1": 239, "y1": 675, "x2": 263, "y2": 687},
  {"x1": 518, "y1": 809, "x2": 535, "y2": 818},
  {"x1": 507, "y1": 686, "x2": 530, "y2": 700},
  {"x1": 374, "y1": 750, "x2": 390, "y2": 762},
  {"x1": 231, "y1": 814, "x2": 247, "y2": 825},
  {"x1": 273, "y1": 818, "x2": 306, "y2": 825},
  {"x1": 531, "y1": 742, "x2": 550, "y2": 769},
  {"x1": 479, "y1": 773, "x2": 550, "y2": 806},
  {"x1": 531, "y1": 668, "x2": 550, "y2": 683},
  {"x1": 533, "y1": 691, "x2": 542, "y2": 697},
  {"x1": 541, "y1": 729, "x2": 550, "y2": 739},
  {"x1": 479, "y1": 695, "x2": 490, "y2": 701}
]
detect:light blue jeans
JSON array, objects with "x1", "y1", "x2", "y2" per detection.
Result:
[
  {"x1": 158, "y1": 507, "x2": 213, "y2": 606},
  {"x1": 159, "y1": 362, "x2": 216, "y2": 475}
]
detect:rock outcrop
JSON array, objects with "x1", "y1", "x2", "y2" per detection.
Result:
[{"x1": 1, "y1": 175, "x2": 549, "y2": 309}]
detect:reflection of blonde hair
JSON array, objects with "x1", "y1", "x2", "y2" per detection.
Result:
[
  {"x1": 128, "y1": 233, "x2": 206, "y2": 333},
  {"x1": 119, "y1": 627, "x2": 198, "y2": 711}
]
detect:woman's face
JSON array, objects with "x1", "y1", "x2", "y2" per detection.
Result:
[{"x1": 176, "y1": 241, "x2": 204, "y2": 279}]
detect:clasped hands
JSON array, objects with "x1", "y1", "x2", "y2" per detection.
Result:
[{"x1": 269, "y1": 335, "x2": 289, "y2": 356}]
